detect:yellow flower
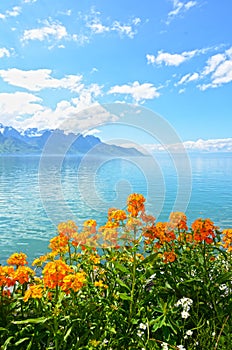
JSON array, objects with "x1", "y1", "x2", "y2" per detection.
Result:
[
  {"x1": 23, "y1": 284, "x2": 43, "y2": 302},
  {"x1": 89, "y1": 340, "x2": 101, "y2": 347},
  {"x1": 94, "y1": 280, "x2": 108, "y2": 289},
  {"x1": 7, "y1": 252, "x2": 28, "y2": 266}
]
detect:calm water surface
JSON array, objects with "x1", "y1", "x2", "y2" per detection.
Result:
[{"x1": 0, "y1": 153, "x2": 231, "y2": 264}]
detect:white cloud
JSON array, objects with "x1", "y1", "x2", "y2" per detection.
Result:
[
  {"x1": 202, "y1": 53, "x2": 225, "y2": 76},
  {"x1": 144, "y1": 138, "x2": 232, "y2": 153},
  {"x1": 24, "y1": 0, "x2": 37, "y2": 3},
  {"x1": 0, "y1": 68, "x2": 83, "y2": 92},
  {"x1": 0, "y1": 48, "x2": 11, "y2": 58},
  {"x1": 0, "y1": 6, "x2": 21, "y2": 19},
  {"x1": 21, "y1": 20, "x2": 68, "y2": 43},
  {"x1": 198, "y1": 47, "x2": 232, "y2": 90},
  {"x1": 0, "y1": 73, "x2": 104, "y2": 131},
  {"x1": 183, "y1": 138, "x2": 232, "y2": 152},
  {"x1": 167, "y1": 0, "x2": 197, "y2": 24},
  {"x1": 83, "y1": 128, "x2": 101, "y2": 136},
  {"x1": 6, "y1": 6, "x2": 21, "y2": 17},
  {"x1": 85, "y1": 8, "x2": 141, "y2": 39},
  {"x1": 147, "y1": 48, "x2": 206, "y2": 66},
  {"x1": 176, "y1": 72, "x2": 199, "y2": 85},
  {"x1": 0, "y1": 92, "x2": 44, "y2": 125},
  {"x1": 108, "y1": 81, "x2": 160, "y2": 103}
]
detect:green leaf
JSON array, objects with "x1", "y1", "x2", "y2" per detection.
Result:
[
  {"x1": 64, "y1": 326, "x2": 73, "y2": 342},
  {"x1": 15, "y1": 338, "x2": 30, "y2": 346},
  {"x1": 215, "y1": 272, "x2": 232, "y2": 285},
  {"x1": 116, "y1": 277, "x2": 130, "y2": 291},
  {"x1": 0, "y1": 327, "x2": 8, "y2": 332},
  {"x1": 113, "y1": 262, "x2": 130, "y2": 274},
  {"x1": 118, "y1": 292, "x2": 131, "y2": 301},
  {"x1": 151, "y1": 316, "x2": 166, "y2": 332},
  {"x1": 139, "y1": 253, "x2": 158, "y2": 265},
  {"x1": 13, "y1": 316, "x2": 51, "y2": 325},
  {"x1": 2, "y1": 336, "x2": 14, "y2": 350}
]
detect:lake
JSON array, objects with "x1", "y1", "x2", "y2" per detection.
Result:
[{"x1": 0, "y1": 152, "x2": 232, "y2": 265}]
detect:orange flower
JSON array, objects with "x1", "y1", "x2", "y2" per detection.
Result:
[
  {"x1": 49, "y1": 235, "x2": 69, "y2": 254},
  {"x1": 108, "y1": 209, "x2": 127, "y2": 222},
  {"x1": 127, "y1": 193, "x2": 145, "y2": 217},
  {"x1": 222, "y1": 229, "x2": 232, "y2": 252},
  {"x1": 62, "y1": 271, "x2": 86, "y2": 293},
  {"x1": 89, "y1": 254, "x2": 100, "y2": 265},
  {"x1": 23, "y1": 284, "x2": 43, "y2": 302},
  {"x1": 43, "y1": 260, "x2": 71, "y2": 289},
  {"x1": 7, "y1": 252, "x2": 28, "y2": 266},
  {"x1": 154, "y1": 222, "x2": 176, "y2": 245},
  {"x1": 169, "y1": 212, "x2": 188, "y2": 231},
  {"x1": 192, "y1": 218, "x2": 216, "y2": 243},
  {"x1": 163, "y1": 250, "x2": 177, "y2": 263},
  {"x1": 13, "y1": 266, "x2": 35, "y2": 284},
  {"x1": 0, "y1": 265, "x2": 15, "y2": 287},
  {"x1": 57, "y1": 220, "x2": 78, "y2": 239}
]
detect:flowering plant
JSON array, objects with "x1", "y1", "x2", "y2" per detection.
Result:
[{"x1": 0, "y1": 194, "x2": 232, "y2": 349}]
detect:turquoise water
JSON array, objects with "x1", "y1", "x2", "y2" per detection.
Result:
[{"x1": 0, "y1": 153, "x2": 231, "y2": 265}]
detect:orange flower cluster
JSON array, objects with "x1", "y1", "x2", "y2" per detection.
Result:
[
  {"x1": 83, "y1": 219, "x2": 97, "y2": 234},
  {"x1": 222, "y1": 229, "x2": 232, "y2": 252},
  {"x1": 0, "y1": 265, "x2": 34, "y2": 291},
  {"x1": 49, "y1": 235, "x2": 69, "y2": 254},
  {"x1": 127, "y1": 193, "x2": 145, "y2": 217},
  {"x1": 163, "y1": 250, "x2": 177, "y2": 263},
  {"x1": 191, "y1": 218, "x2": 216, "y2": 244},
  {"x1": 23, "y1": 284, "x2": 43, "y2": 302},
  {"x1": 43, "y1": 259, "x2": 71, "y2": 289},
  {"x1": 62, "y1": 271, "x2": 86, "y2": 293},
  {"x1": 57, "y1": 220, "x2": 78, "y2": 239},
  {"x1": 13, "y1": 266, "x2": 35, "y2": 284},
  {"x1": 7, "y1": 252, "x2": 28, "y2": 266},
  {"x1": 0, "y1": 266, "x2": 15, "y2": 288},
  {"x1": 143, "y1": 222, "x2": 176, "y2": 247},
  {"x1": 108, "y1": 209, "x2": 127, "y2": 223},
  {"x1": 42, "y1": 259, "x2": 86, "y2": 293},
  {"x1": 169, "y1": 212, "x2": 188, "y2": 231}
]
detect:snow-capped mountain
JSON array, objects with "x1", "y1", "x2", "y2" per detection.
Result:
[{"x1": 0, "y1": 124, "x2": 142, "y2": 156}]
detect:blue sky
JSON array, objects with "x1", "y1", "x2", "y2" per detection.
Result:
[{"x1": 0, "y1": 0, "x2": 232, "y2": 151}]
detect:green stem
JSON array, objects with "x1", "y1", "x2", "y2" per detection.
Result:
[{"x1": 128, "y1": 226, "x2": 137, "y2": 327}]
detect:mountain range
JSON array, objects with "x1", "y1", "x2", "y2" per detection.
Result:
[{"x1": 0, "y1": 124, "x2": 142, "y2": 156}]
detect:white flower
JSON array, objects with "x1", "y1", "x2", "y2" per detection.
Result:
[
  {"x1": 161, "y1": 342, "x2": 169, "y2": 350},
  {"x1": 139, "y1": 322, "x2": 146, "y2": 330},
  {"x1": 186, "y1": 329, "x2": 193, "y2": 336},
  {"x1": 177, "y1": 345, "x2": 186, "y2": 350},
  {"x1": 137, "y1": 330, "x2": 144, "y2": 337},
  {"x1": 181, "y1": 310, "x2": 190, "y2": 319}
]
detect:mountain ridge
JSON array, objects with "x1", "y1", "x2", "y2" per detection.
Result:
[{"x1": 0, "y1": 124, "x2": 143, "y2": 156}]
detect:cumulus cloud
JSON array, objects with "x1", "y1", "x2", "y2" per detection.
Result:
[
  {"x1": 0, "y1": 70, "x2": 104, "y2": 131},
  {"x1": 21, "y1": 19, "x2": 68, "y2": 43},
  {"x1": 144, "y1": 138, "x2": 232, "y2": 153},
  {"x1": 146, "y1": 48, "x2": 207, "y2": 67},
  {"x1": 166, "y1": 0, "x2": 197, "y2": 24},
  {"x1": 0, "y1": 92, "x2": 44, "y2": 126},
  {"x1": 108, "y1": 81, "x2": 160, "y2": 103},
  {"x1": 0, "y1": 68, "x2": 83, "y2": 92},
  {"x1": 198, "y1": 47, "x2": 232, "y2": 90}
]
